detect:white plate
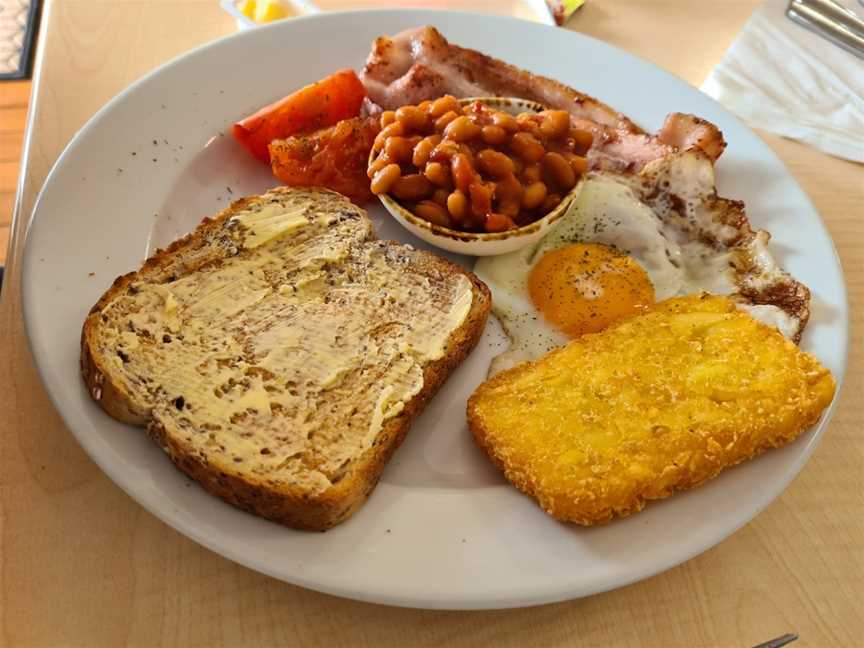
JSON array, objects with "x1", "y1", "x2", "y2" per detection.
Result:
[{"x1": 21, "y1": 10, "x2": 848, "y2": 609}]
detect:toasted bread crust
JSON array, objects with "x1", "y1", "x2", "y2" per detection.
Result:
[{"x1": 81, "y1": 188, "x2": 490, "y2": 531}]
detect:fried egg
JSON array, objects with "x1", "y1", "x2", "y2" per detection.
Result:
[{"x1": 475, "y1": 158, "x2": 803, "y2": 375}]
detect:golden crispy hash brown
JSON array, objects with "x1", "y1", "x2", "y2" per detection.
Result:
[{"x1": 467, "y1": 294, "x2": 836, "y2": 525}]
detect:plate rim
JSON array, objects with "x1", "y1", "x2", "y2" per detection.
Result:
[{"x1": 19, "y1": 8, "x2": 850, "y2": 610}]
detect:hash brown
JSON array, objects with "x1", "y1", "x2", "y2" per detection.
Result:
[{"x1": 467, "y1": 294, "x2": 835, "y2": 525}]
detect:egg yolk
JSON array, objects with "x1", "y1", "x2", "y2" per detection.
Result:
[{"x1": 528, "y1": 243, "x2": 655, "y2": 337}]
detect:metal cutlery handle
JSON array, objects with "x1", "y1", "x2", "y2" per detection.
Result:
[
  {"x1": 787, "y1": 0, "x2": 864, "y2": 58},
  {"x1": 803, "y1": 0, "x2": 864, "y2": 37},
  {"x1": 751, "y1": 633, "x2": 799, "y2": 648}
]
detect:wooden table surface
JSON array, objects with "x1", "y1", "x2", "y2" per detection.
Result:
[{"x1": 1, "y1": 1, "x2": 861, "y2": 646}]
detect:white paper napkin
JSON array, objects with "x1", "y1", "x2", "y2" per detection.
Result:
[{"x1": 701, "y1": 0, "x2": 864, "y2": 162}]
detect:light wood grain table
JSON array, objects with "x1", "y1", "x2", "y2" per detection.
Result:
[{"x1": 1, "y1": 1, "x2": 861, "y2": 646}]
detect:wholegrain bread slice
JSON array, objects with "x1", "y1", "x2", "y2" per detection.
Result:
[{"x1": 82, "y1": 187, "x2": 490, "y2": 530}]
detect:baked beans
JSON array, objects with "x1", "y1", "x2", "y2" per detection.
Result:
[{"x1": 369, "y1": 96, "x2": 591, "y2": 233}]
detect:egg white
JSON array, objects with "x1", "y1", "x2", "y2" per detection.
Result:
[{"x1": 474, "y1": 175, "x2": 744, "y2": 375}]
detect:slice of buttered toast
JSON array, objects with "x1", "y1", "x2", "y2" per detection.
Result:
[{"x1": 82, "y1": 187, "x2": 490, "y2": 530}]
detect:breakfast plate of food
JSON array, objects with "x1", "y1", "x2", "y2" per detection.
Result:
[{"x1": 21, "y1": 10, "x2": 847, "y2": 609}]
